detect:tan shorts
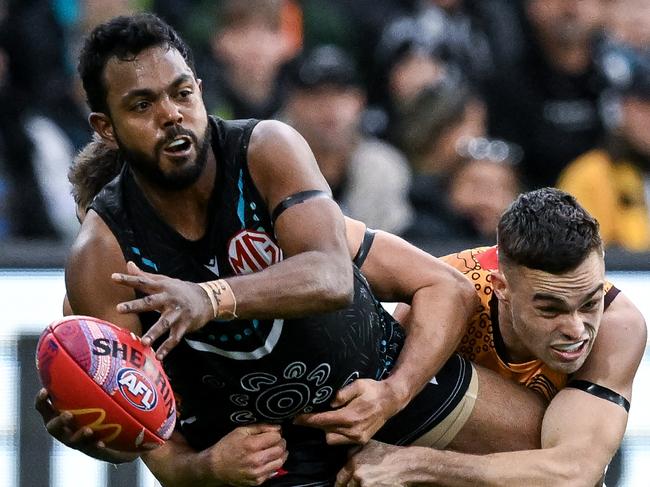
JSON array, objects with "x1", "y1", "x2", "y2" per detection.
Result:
[{"x1": 409, "y1": 363, "x2": 479, "y2": 449}]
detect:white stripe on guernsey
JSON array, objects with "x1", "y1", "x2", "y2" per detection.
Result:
[{"x1": 184, "y1": 319, "x2": 284, "y2": 360}]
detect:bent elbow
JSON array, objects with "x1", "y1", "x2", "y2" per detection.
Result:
[
  {"x1": 543, "y1": 456, "x2": 604, "y2": 487},
  {"x1": 330, "y1": 264, "x2": 355, "y2": 308},
  {"x1": 558, "y1": 464, "x2": 601, "y2": 487},
  {"x1": 446, "y1": 266, "x2": 479, "y2": 308},
  {"x1": 320, "y1": 258, "x2": 354, "y2": 309},
  {"x1": 333, "y1": 279, "x2": 354, "y2": 308}
]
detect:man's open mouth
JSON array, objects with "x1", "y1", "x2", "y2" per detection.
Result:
[{"x1": 163, "y1": 136, "x2": 193, "y2": 155}]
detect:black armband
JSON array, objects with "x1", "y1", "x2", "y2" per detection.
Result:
[
  {"x1": 353, "y1": 228, "x2": 376, "y2": 268},
  {"x1": 271, "y1": 190, "x2": 330, "y2": 225},
  {"x1": 567, "y1": 380, "x2": 630, "y2": 412}
]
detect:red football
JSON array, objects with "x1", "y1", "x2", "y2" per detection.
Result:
[{"x1": 36, "y1": 315, "x2": 176, "y2": 452}]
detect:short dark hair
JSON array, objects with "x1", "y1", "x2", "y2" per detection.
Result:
[
  {"x1": 78, "y1": 13, "x2": 195, "y2": 113},
  {"x1": 68, "y1": 136, "x2": 122, "y2": 210},
  {"x1": 497, "y1": 188, "x2": 603, "y2": 274}
]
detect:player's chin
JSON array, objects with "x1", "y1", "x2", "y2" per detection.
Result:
[
  {"x1": 553, "y1": 360, "x2": 584, "y2": 375},
  {"x1": 161, "y1": 148, "x2": 195, "y2": 167},
  {"x1": 547, "y1": 346, "x2": 590, "y2": 374},
  {"x1": 157, "y1": 157, "x2": 203, "y2": 188}
]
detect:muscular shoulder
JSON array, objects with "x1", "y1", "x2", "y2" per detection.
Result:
[
  {"x1": 573, "y1": 291, "x2": 646, "y2": 397},
  {"x1": 246, "y1": 119, "x2": 330, "y2": 210},
  {"x1": 70, "y1": 210, "x2": 119, "y2": 257},
  {"x1": 600, "y1": 292, "x2": 647, "y2": 355},
  {"x1": 248, "y1": 119, "x2": 299, "y2": 153},
  {"x1": 247, "y1": 120, "x2": 321, "y2": 178},
  {"x1": 66, "y1": 211, "x2": 141, "y2": 334}
]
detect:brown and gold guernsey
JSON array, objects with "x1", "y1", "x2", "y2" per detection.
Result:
[{"x1": 441, "y1": 246, "x2": 619, "y2": 402}]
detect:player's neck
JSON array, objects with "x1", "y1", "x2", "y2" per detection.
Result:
[{"x1": 134, "y1": 151, "x2": 217, "y2": 241}]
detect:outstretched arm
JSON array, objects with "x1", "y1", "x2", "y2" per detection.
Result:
[
  {"x1": 339, "y1": 387, "x2": 626, "y2": 487},
  {"x1": 295, "y1": 219, "x2": 478, "y2": 444},
  {"x1": 339, "y1": 292, "x2": 646, "y2": 486},
  {"x1": 357, "y1": 224, "x2": 477, "y2": 409}
]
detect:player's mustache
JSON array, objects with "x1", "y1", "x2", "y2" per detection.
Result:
[{"x1": 156, "y1": 125, "x2": 198, "y2": 152}]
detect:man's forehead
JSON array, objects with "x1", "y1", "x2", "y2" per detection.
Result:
[
  {"x1": 510, "y1": 252, "x2": 605, "y2": 298},
  {"x1": 103, "y1": 45, "x2": 192, "y2": 91}
]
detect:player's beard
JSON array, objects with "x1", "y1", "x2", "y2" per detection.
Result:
[{"x1": 116, "y1": 125, "x2": 211, "y2": 191}]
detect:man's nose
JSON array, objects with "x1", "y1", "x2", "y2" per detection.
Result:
[
  {"x1": 559, "y1": 312, "x2": 586, "y2": 340},
  {"x1": 159, "y1": 96, "x2": 183, "y2": 126}
]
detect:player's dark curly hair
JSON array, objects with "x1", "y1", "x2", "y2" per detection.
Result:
[
  {"x1": 497, "y1": 188, "x2": 603, "y2": 274},
  {"x1": 78, "y1": 13, "x2": 195, "y2": 114}
]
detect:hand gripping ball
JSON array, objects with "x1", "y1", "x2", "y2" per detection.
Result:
[{"x1": 36, "y1": 315, "x2": 176, "y2": 451}]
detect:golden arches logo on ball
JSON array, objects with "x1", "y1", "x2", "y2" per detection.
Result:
[{"x1": 67, "y1": 408, "x2": 122, "y2": 442}]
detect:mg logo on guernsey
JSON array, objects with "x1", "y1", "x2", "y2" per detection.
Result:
[
  {"x1": 228, "y1": 229, "x2": 283, "y2": 275},
  {"x1": 117, "y1": 368, "x2": 158, "y2": 411}
]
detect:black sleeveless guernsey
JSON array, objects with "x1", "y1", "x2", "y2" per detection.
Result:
[{"x1": 91, "y1": 117, "x2": 421, "y2": 484}]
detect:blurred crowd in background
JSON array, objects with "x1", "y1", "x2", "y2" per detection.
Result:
[{"x1": 1, "y1": 0, "x2": 650, "y2": 252}]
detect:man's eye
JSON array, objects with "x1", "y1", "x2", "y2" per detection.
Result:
[
  {"x1": 133, "y1": 101, "x2": 150, "y2": 111},
  {"x1": 539, "y1": 307, "x2": 560, "y2": 315},
  {"x1": 178, "y1": 89, "x2": 192, "y2": 98}
]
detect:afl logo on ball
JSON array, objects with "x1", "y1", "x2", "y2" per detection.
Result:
[
  {"x1": 228, "y1": 229, "x2": 283, "y2": 275},
  {"x1": 117, "y1": 368, "x2": 158, "y2": 411}
]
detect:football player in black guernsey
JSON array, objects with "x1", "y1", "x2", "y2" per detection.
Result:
[{"x1": 36, "y1": 13, "x2": 547, "y2": 487}]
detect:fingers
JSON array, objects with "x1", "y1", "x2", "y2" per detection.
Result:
[
  {"x1": 124, "y1": 261, "x2": 156, "y2": 280},
  {"x1": 331, "y1": 381, "x2": 361, "y2": 408},
  {"x1": 237, "y1": 424, "x2": 285, "y2": 452},
  {"x1": 294, "y1": 409, "x2": 354, "y2": 429},
  {"x1": 247, "y1": 440, "x2": 288, "y2": 485},
  {"x1": 126, "y1": 261, "x2": 145, "y2": 276},
  {"x1": 151, "y1": 326, "x2": 186, "y2": 360},
  {"x1": 252, "y1": 431, "x2": 286, "y2": 452},
  {"x1": 296, "y1": 408, "x2": 375, "y2": 444},
  {"x1": 43, "y1": 410, "x2": 104, "y2": 449},
  {"x1": 141, "y1": 308, "x2": 182, "y2": 349},
  {"x1": 257, "y1": 443, "x2": 288, "y2": 465},
  {"x1": 68, "y1": 425, "x2": 98, "y2": 445},
  {"x1": 263, "y1": 450, "x2": 289, "y2": 477},
  {"x1": 243, "y1": 423, "x2": 282, "y2": 435},
  {"x1": 348, "y1": 478, "x2": 361, "y2": 487},
  {"x1": 228, "y1": 425, "x2": 288, "y2": 486},
  {"x1": 117, "y1": 293, "x2": 169, "y2": 315},
  {"x1": 35, "y1": 389, "x2": 58, "y2": 422},
  {"x1": 295, "y1": 411, "x2": 362, "y2": 445},
  {"x1": 326, "y1": 432, "x2": 359, "y2": 446},
  {"x1": 112, "y1": 271, "x2": 160, "y2": 295},
  {"x1": 335, "y1": 463, "x2": 354, "y2": 487},
  {"x1": 44, "y1": 409, "x2": 74, "y2": 438},
  {"x1": 347, "y1": 445, "x2": 363, "y2": 458}
]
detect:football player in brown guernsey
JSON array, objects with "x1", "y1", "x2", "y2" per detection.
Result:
[
  {"x1": 36, "y1": 13, "x2": 549, "y2": 486},
  {"x1": 338, "y1": 188, "x2": 646, "y2": 487}
]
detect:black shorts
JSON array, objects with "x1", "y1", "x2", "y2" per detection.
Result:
[{"x1": 266, "y1": 353, "x2": 473, "y2": 486}]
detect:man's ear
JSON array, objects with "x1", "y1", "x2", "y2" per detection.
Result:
[
  {"x1": 89, "y1": 112, "x2": 116, "y2": 144},
  {"x1": 491, "y1": 270, "x2": 510, "y2": 303}
]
